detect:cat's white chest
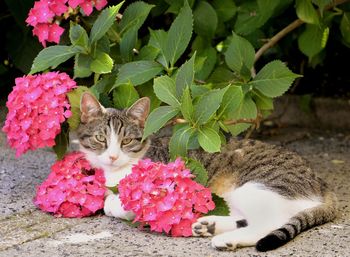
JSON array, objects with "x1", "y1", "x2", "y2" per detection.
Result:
[{"x1": 103, "y1": 164, "x2": 134, "y2": 187}]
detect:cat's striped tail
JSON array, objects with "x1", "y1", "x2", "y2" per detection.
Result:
[{"x1": 256, "y1": 191, "x2": 338, "y2": 252}]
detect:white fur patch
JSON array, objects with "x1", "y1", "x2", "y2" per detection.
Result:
[{"x1": 222, "y1": 182, "x2": 322, "y2": 230}]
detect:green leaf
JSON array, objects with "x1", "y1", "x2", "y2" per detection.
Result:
[
  {"x1": 312, "y1": 0, "x2": 332, "y2": 15},
  {"x1": 208, "y1": 66, "x2": 237, "y2": 88},
  {"x1": 340, "y1": 12, "x2": 350, "y2": 44},
  {"x1": 296, "y1": 0, "x2": 319, "y2": 25},
  {"x1": 218, "y1": 86, "x2": 244, "y2": 119},
  {"x1": 175, "y1": 53, "x2": 196, "y2": 98},
  {"x1": 137, "y1": 82, "x2": 162, "y2": 111},
  {"x1": 74, "y1": 54, "x2": 92, "y2": 78},
  {"x1": 119, "y1": 27, "x2": 137, "y2": 62},
  {"x1": 113, "y1": 61, "x2": 164, "y2": 90},
  {"x1": 169, "y1": 125, "x2": 194, "y2": 158},
  {"x1": 113, "y1": 83, "x2": 140, "y2": 109},
  {"x1": 298, "y1": 24, "x2": 328, "y2": 59},
  {"x1": 90, "y1": 3, "x2": 124, "y2": 44},
  {"x1": 67, "y1": 86, "x2": 90, "y2": 130},
  {"x1": 185, "y1": 158, "x2": 208, "y2": 186},
  {"x1": 119, "y1": 1, "x2": 154, "y2": 36},
  {"x1": 193, "y1": 1, "x2": 218, "y2": 38},
  {"x1": 225, "y1": 32, "x2": 255, "y2": 80},
  {"x1": 164, "y1": 1, "x2": 193, "y2": 67},
  {"x1": 206, "y1": 194, "x2": 230, "y2": 216},
  {"x1": 249, "y1": 60, "x2": 301, "y2": 97},
  {"x1": 143, "y1": 106, "x2": 179, "y2": 140},
  {"x1": 252, "y1": 89, "x2": 274, "y2": 110},
  {"x1": 194, "y1": 87, "x2": 228, "y2": 125},
  {"x1": 53, "y1": 127, "x2": 69, "y2": 160},
  {"x1": 153, "y1": 76, "x2": 180, "y2": 107},
  {"x1": 90, "y1": 52, "x2": 114, "y2": 74},
  {"x1": 149, "y1": 29, "x2": 168, "y2": 65},
  {"x1": 195, "y1": 46, "x2": 217, "y2": 81},
  {"x1": 212, "y1": 0, "x2": 237, "y2": 22},
  {"x1": 227, "y1": 94, "x2": 257, "y2": 135},
  {"x1": 181, "y1": 86, "x2": 194, "y2": 122},
  {"x1": 198, "y1": 126, "x2": 221, "y2": 153},
  {"x1": 136, "y1": 45, "x2": 160, "y2": 61},
  {"x1": 30, "y1": 46, "x2": 81, "y2": 74},
  {"x1": 69, "y1": 23, "x2": 89, "y2": 50}
]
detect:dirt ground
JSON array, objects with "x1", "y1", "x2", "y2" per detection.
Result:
[{"x1": 0, "y1": 127, "x2": 349, "y2": 257}]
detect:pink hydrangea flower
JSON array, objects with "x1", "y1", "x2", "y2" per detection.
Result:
[
  {"x1": 2, "y1": 72, "x2": 76, "y2": 157},
  {"x1": 26, "y1": 0, "x2": 108, "y2": 47},
  {"x1": 118, "y1": 158, "x2": 215, "y2": 237},
  {"x1": 34, "y1": 152, "x2": 106, "y2": 218}
]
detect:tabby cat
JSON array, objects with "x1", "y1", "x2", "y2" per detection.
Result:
[{"x1": 77, "y1": 92, "x2": 338, "y2": 252}]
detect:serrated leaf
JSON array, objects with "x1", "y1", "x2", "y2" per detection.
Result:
[
  {"x1": 340, "y1": 12, "x2": 350, "y2": 44},
  {"x1": 164, "y1": 1, "x2": 193, "y2": 67},
  {"x1": 298, "y1": 24, "x2": 328, "y2": 59},
  {"x1": 181, "y1": 86, "x2": 194, "y2": 122},
  {"x1": 74, "y1": 54, "x2": 92, "y2": 78},
  {"x1": 119, "y1": 1, "x2": 154, "y2": 36},
  {"x1": 249, "y1": 60, "x2": 301, "y2": 97},
  {"x1": 212, "y1": 0, "x2": 237, "y2": 22},
  {"x1": 143, "y1": 106, "x2": 179, "y2": 140},
  {"x1": 296, "y1": 0, "x2": 319, "y2": 25},
  {"x1": 194, "y1": 1, "x2": 218, "y2": 38},
  {"x1": 169, "y1": 125, "x2": 194, "y2": 158},
  {"x1": 90, "y1": 3, "x2": 124, "y2": 44},
  {"x1": 225, "y1": 32, "x2": 255, "y2": 80},
  {"x1": 113, "y1": 83, "x2": 139, "y2": 109},
  {"x1": 218, "y1": 86, "x2": 244, "y2": 119},
  {"x1": 30, "y1": 46, "x2": 81, "y2": 74},
  {"x1": 198, "y1": 126, "x2": 221, "y2": 153},
  {"x1": 206, "y1": 194, "x2": 230, "y2": 216},
  {"x1": 208, "y1": 66, "x2": 237, "y2": 88},
  {"x1": 185, "y1": 158, "x2": 208, "y2": 186},
  {"x1": 90, "y1": 52, "x2": 114, "y2": 74},
  {"x1": 113, "y1": 61, "x2": 164, "y2": 90},
  {"x1": 153, "y1": 75, "x2": 180, "y2": 107},
  {"x1": 149, "y1": 29, "x2": 167, "y2": 55},
  {"x1": 227, "y1": 94, "x2": 257, "y2": 135},
  {"x1": 175, "y1": 53, "x2": 196, "y2": 98},
  {"x1": 252, "y1": 89, "x2": 274, "y2": 110},
  {"x1": 67, "y1": 86, "x2": 90, "y2": 130},
  {"x1": 69, "y1": 23, "x2": 89, "y2": 50},
  {"x1": 194, "y1": 87, "x2": 228, "y2": 125},
  {"x1": 53, "y1": 127, "x2": 69, "y2": 160}
]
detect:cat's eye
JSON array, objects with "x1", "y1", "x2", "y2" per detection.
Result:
[
  {"x1": 121, "y1": 138, "x2": 132, "y2": 145},
  {"x1": 95, "y1": 134, "x2": 105, "y2": 142}
]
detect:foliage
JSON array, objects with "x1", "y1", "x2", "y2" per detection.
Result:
[{"x1": 2, "y1": 0, "x2": 350, "y2": 161}]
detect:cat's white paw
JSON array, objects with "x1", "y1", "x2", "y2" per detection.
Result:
[
  {"x1": 192, "y1": 217, "x2": 216, "y2": 237},
  {"x1": 104, "y1": 194, "x2": 135, "y2": 220},
  {"x1": 211, "y1": 233, "x2": 238, "y2": 251}
]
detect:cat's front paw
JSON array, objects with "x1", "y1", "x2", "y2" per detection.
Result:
[
  {"x1": 192, "y1": 217, "x2": 216, "y2": 237},
  {"x1": 104, "y1": 194, "x2": 135, "y2": 220}
]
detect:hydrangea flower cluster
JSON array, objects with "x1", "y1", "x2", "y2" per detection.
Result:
[
  {"x1": 34, "y1": 152, "x2": 106, "y2": 218},
  {"x1": 26, "y1": 0, "x2": 108, "y2": 46},
  {"x1": 2, "y1": 72, "x2": 76, "y2": 157},
  {"x1": 118, "y1": 158, "x2": 215, "y2": 237}
]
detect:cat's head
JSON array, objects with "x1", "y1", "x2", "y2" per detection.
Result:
[{"x1": 77, "y1": 92, "x2": 150, "y2": 169}]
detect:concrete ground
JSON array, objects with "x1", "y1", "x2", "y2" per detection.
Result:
[{"x1": 0, "y1": 128, "x2": 349, "y2": 257}]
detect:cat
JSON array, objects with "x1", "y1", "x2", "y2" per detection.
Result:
[{"x1": 76, "y1": 92, "x2": 338, "y2": 252}]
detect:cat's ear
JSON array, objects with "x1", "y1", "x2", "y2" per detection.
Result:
[
  {"x1": 126, "y1": 97, "x2": 150, "y2": 127},
  {"x1": 80, "y1": 92, "x2": 104, "y2": 123}
]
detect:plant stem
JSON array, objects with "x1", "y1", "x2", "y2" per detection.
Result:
[{"x1": 253, "y1": 0, "x2": 350, "y2": 65}]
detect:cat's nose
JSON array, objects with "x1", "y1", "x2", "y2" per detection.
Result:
[{"x1": 109, "y1": 155, "x2": 118, "y2": 162}]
